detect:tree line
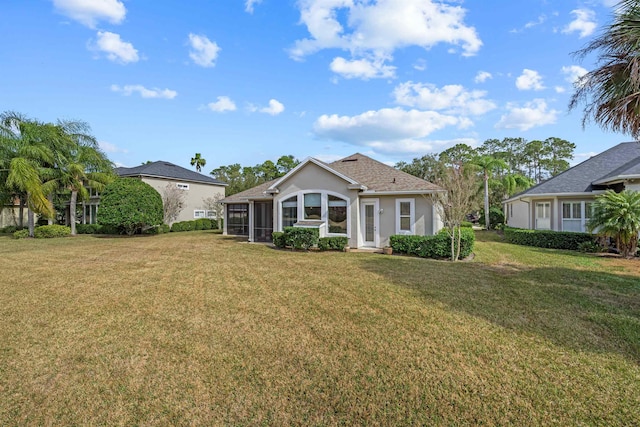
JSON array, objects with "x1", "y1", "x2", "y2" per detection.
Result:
[
  {"x1": 0, "y1": 111, "x2": 114, "y2": 237},
  {"x1": 210, "y1": 155, "x2": 300, "y2": 196}
]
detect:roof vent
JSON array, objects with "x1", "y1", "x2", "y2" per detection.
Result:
[{"x1": 341, "y1": 158, "x2": 358, "y2": 162}]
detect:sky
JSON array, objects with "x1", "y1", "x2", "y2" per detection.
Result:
[{"x1": 0, "y1": 0, "x2": 628, "y2": 173}]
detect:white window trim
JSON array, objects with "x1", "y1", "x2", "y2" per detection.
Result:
[
  {"x1": 177, "y1": 183, "x2": 190, "y2": 190},
  {"x1": 561, "y1": 201, "x2": 593, "y2": 233},
  {"x1": 277, "y1": 190, "x2": 350, "y2": 237},
  {"x1": 194, "y1": 209, "x2": 206, "y2": 218},
  {"x1": 395, "y1": 198, "x2": 415, "y2": 235}
]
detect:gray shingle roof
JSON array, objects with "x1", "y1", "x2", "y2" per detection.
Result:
[
  {"x1": 221, "y1": 153, "x2": 441, "y2": 203},
  {"x1": 115, "y1": 161, "x2": 226, "y2": 186},
  {"x1": 513, "y1": 142, "x2": 640, "y2": 197}
]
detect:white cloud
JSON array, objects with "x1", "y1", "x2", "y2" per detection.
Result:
[
  {"x1": 245, "y1": 0, "x2": 262, "y2": 13},
  {"x1": 110, "y1": 84, "x2": 177, "y2": 99},
  {"x1": 260, "y1": 99, "x2": 285, "y2": 115},
  {"x1": 495, "y1": 99, "x2": 558, "y2": 131},
  {"x1": 516, "y1": 69, "x2": 545, "y2": 91},
  {"x1": 563, "y1": 9, "x2": 597, "y2": 38},
  {"x1": 330, "y1": 56, "x2": 396, "y2": 79},
  {"x1": 474, "y1": 71, "x2": 492, "y2": 83},
  {"x1": 602, "y1": 0, "x2": 618, "y2": 6},
  {"x1": 393, "y1": 81, "x2": 496, "y2": 116},
  {"x1": 555, "y1": 86, "x2": 566, "y2": 93},
  {"x1": 313, "y1": 107, "x2": 468, "y2": 154},
  {"x1": 207, "y1": 96, "x2": 237, "y2": 112},
  {"x1": 52, "y1": 0, "x2": 126, "y2": 28},
  {"x1": 98, "y1": 141, "x2": 127, "y2": 153},
  {"x1": 188, "y1": 33, "x2": 220, "y2": 68},
  {"x1": 290, "y1": 0, "x2": 482, "y2": 79},
  {"x1": 561, "y1": 65, "x2": 588, "y2": 86},
  {"x1": 91, "y1": 31, "x2": 139, "y2": 64},
  {"x1": 511, "y1": 14, "x2": 547, "y2": 33}
]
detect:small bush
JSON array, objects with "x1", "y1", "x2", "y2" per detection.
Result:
[
  {"x1": 283, "y1": 226, "x2": 319, "y2": 250},
  {"x1": 578, "y1": 240, "x2": 605, "y2": 253},
  {"x1": 13, "y1": 229, "x2": 29, "y2": 239},
  {"x1": 504, "y1": 227, "x2": 594, "y2": 250},
  {"x1": 318, "y1": 236, "x2": 348, "y2": 251},
  {"x1": 390, "y1": 228, "x2": 475, "y2": 260},
  {"x1": 461, "y1": 221, "x2": 474, "y2": 228},
  {"x1": 34, "y1": 225, "x2": 71, "y2": 238},
  {"x1": 97, "y1": 224, "x2": 120, "y2": 235},
  {"x1": 272, "y1": 232, "x2": 286, "y2": 248},
  {"x1": 2, "y1": 226, "x2": 22, "y2": 234},
  {"x1": 144, "y1": 224, "x2": 171, "y2": 234},
  {"x1": 479, "y1": 207, "x2": 505, "y2": 230}
]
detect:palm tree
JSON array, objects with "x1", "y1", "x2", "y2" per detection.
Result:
[
  {"x1": 570, "y1": 0, "x2": 640, "y2": 137},
  {"x1": 1, "y1": 112, "x2": 57, "y2": 236},
  {"x1": 587, "y1": 189, "x2": 640, "y2": 258},
  {"x1": 472, "y1": 155, "x2": 508, "y2": 230},
  {"x1": 191, "y1": 153, "x2": 206, "y2": 172}
]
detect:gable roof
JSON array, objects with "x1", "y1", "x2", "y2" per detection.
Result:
[
  {"x1": 115, "y1": 161, "x2": 226, "y2": 186},
  {"x1": 507, "y1": 142, "x2": 640, "y2": 200},
  {"x1": 329, "y1": 153, "x2": 442, "y2": 192},
  {"x1": 221, "y1": 152, "x2": 442, "y2": 203}
]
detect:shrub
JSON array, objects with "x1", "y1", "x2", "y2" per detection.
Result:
[
  {"x1": 144, "y1": 224, "x2": 171, "y2": 234},
  {"x1": 318, "y1": 236, "x2": 348, "y2": 251},
  {"x1": 390, "y1": 228, "x2": 475, "y2": 260},
  {"x1": 2, "y1": 226, "x2": 22, "y2": 234},
  {"x1": 34, "y1": 225, "x2": 71, "y2": 238},
  {"x1": 272, "y1": 232, "x2": 286, "y2": 248},
  {"x1": 98, "y1": 178, "x2": 163, "y2": 235},
  {"x1": 577, "y1": 240, "x2": 605, "y2": 253},
  {"x1": 195, "y1": 218, "x2": 213, "y2": 230},
  {"x1": 76, "y1": 224, "x2": 100, "y2": 234},
  {"x1": 13, "y1": 229, "x2": 29, "y2": 239},
  {"x1": 283, "y1": 226, "x2": 319, "y2": 250},
  {"x1": 479, "y1": 207, "x2": 505, "y2": 230},
  {"x1": 97, "y1": 224, "x2": 120, "y2": 235},
  {"x1": 503, "y1": 227, "x2": 594, "y2": 251},
  {"x1": 461, "y1": 221, "x2": 474, "y2": 228}
]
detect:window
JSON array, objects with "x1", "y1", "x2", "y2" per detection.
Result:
[
  {"x1": 177, "y1": 183, "x2": 189, "y2": 190},
  {"x1": 282, "y1": 196, "x2": 297, "y2": 227},
  {"x1": 535, "y1": 202, "x2": 551, "y2": 230},
  {"x1": 304, "y1": 193, "x2": 321, "y2": 220},
  {"x1": 562, "y1": 201, "x2": 594, "y2": 232},
  {"x1": 227, "y1": 204, "x2": 249, "y2": 235},
  {"x1": 328, "y1": 195, "x2": 347, "y2": 234},
  {"x1": 194, "y1": 210, "x2": 206, "y2": 218},
  {"x1": 206, "y1": 210, "x2": 217, "y2": 219},
  {"x1": 396, "y1": 198, "x2": 415, "y2": 235}
]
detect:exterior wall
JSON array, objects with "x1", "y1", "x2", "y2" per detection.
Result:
[
  {"x1": 140, "y1": 177, "x2": 225, "y2": 223},
  {"x1": 274, "y1": 162, "x2": 360, "y2": 248},
  {"x1": 0, "y1": 206, "x2": 27, "y2": 228},
  {"x1": 626, "y1": 180, "x2": 640, "y2": 192},
  {"x1": 505, "y1": 200, "x2": 530, "y2": 229},
  {"x1": 364, "y1": 195, "x2": 436, "y2": 247}
]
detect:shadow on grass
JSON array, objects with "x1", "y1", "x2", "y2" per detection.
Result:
[{"x1": 360, "y1": 256, "x2": 640, "y2": 364}]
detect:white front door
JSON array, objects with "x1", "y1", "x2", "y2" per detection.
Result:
[
  {"x1": 361, "y1": 199, "x2": 380, "y2": 248},
  {"x1": 535, "y1": 202, "x2": 551, "y2": 230}
]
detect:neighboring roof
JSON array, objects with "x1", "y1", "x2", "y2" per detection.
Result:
[
  {"x1": 222, "y1": 152, "x2": 442, "y2": 203},
  {"x1": 507, "y1": 142, "x2": 640, "y2": 201},
  {"x1": 329, "y1": 153, "x2": 443, "y2": 193},
  {"x1": 115, "y1": 161, "x2": 226, "y2": 186}
]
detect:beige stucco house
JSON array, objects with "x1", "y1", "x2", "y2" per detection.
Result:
[
  {"x1": 504, "y1": 142, "x2": 640, "y2": 232},
  {"x1": 79, "y1": 161, "x2": 226, "y2": 225},
  {"x1": 221, "y1": 153, "x2": 444, "y2": 249}
]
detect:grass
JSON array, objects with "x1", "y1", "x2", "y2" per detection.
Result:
[{"x1": 0, "y1": 230, "x2": 638, "y2": 425}]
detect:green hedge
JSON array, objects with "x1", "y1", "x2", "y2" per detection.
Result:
[
  {"x1": 170, "y1": 219, "x2": 215, "y2": 232},
  {"x1": 1, "y1": 226, "x2": 24, "y2": 234},
  {"x1": 75, "y1": 224, "x2": 120, "y2": 235},
  {"x1": 390, "y1": 228, "x2": 475, "y2": 260},
  {"x1": 503, "y1": 227, "x2": 595, "y2": 250},
  {"x1": 272, "y1": 231, "x2": 286, "y2": 248},
  {"x1": 13, "y1": 229, "x2": 29, "y2": 239},
  {"x1": 318, "y1": 236, "x2": 348, "y2": 251},
  {"x1": 34, "y1": 225, "x2": 71, "y2": 238}
]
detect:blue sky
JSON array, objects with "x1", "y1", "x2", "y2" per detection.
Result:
[{"x1": 0, "y1": 0, "x2": 626, "y2": 172}]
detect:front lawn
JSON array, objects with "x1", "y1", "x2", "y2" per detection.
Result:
[{"x1": 0, "y1": 231, "x2": 638, "y2": 425}]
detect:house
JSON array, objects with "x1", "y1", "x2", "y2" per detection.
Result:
[
  {"x1": 504, "y1": 142, "x2": 640, "y2": 233},
  {"x1": 79, "y1": 161, "x2": 227, "y2": 225},
  {"x1": 221, "y1": 153, "x2": 444, "y2": 248},
  {"x1": 0, "y1": 197, "x2": 27, "y2": 228}
]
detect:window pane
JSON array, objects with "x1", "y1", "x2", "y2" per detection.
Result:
[
  {"x1": 304, "y1": 193, "x2": 321, "y2": 219},
  {"x1": 328, "y1": 206, "x2": 347, "y2": 234},
  {"x1": 365, "y1": 205, "x2": 374, "y2": 241},
  {"x1": 400, "y1": 202, "x2": 411, "y2": 216},
  {"x1": 400, "y1": 217, "x2": 411, "y2": 231},
  {"x1": 282, "y1": 196, "x2": 297, "y2": 208},
  {"x1": 562, "y1": 203, "x2": 571, "y2": 219},
  {"x1": 573, "y1": 203, "x2": 581, "y2": 219},
  {"x1": 585, "y1": 202, "x2": 593, "y2": 219},
  {"x1": 328, "y1": 195, "x2": 347, "y2": 207},
  {"x1": 282, "y1": 206, "x2": 297, "y2": 227}
]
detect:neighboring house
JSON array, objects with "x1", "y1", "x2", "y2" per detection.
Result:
[
  {"x1": 504, "y1": 142, "x2": 640, "y2": 233},
  {"x1": 0, "y1": 197, "x2": 27, "y2": 228},
  {"x1": 79, "y1": 161, "x2": 227, "y2": 225},
  {"x1": 221, "y1": 153, "x2": 444, "y2": 248}
]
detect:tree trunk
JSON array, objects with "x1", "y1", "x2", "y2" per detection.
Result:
[
  {"x1": 450, "y1": 226, "x2": 455, "y2": 262},
  {"x1": 27, "y1": 207, "x2": 35, "y2": 238},
  {"x1": 456, "y1": 225, "x2": 462, "y2": 261},
  {"x1": 70, "y1": 190, "x2": 78, "y2": 235},
  {"x1": 18, "y1": 196, "x2": 25, "y2": 228},
  {"x1": 484, "y1": 172, "x2": 490, "y2": 230},
  {"x1": 47, "y1": 194, "x2": 54, "y2": 225}
]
